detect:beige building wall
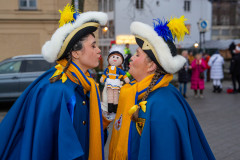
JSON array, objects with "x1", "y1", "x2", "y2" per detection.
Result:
[
  {"x1": 0, "y1": 0, "x2": 70, "y2": 61},
  {"x1": 84, "y1": 0, "x2": 98, "y2": 12},
  {"x1": 84, "y1": 0, "x2": 99, "y2": 46},
  {"x1": 0, "y1": 0, "x2": 100, "y2": 61}
]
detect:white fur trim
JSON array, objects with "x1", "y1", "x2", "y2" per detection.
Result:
[
  {"x1": 42, "y1": 12, "x2": 108, "y2": 62},
  {"x1": 130, "y1": 22, "x2": 186, "y2": 74}
]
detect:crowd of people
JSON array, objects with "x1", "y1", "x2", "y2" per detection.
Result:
[{"x1": 177, "y1": 44, "x2": 240, "y2": 98}]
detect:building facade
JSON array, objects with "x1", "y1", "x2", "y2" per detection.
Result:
[
  {"x1": 0, "y1": 0, "x2": 71, "y2": 61},
  {"x1": 98, "y1": 0, "x2": 114, "y2": 69},
  {"x1": 0, "y1": 0, "x2": 100, "y2": 61},
  {"x1": 116, "y1": 0, "x2": 212, "y2": 48},
  {"x1": 211, "y1": 0, "x2": 240, "y2": 40},
  {"x1": 98, "y1": 0, "x2": 212, "y2": 68}
]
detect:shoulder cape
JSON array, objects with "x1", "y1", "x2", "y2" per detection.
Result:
[
  {"x1": 129, "y1": 84, "x2": 215, "y2": 160},
  {"x1": 0, "y1": 68, "x2": 84, "y2": 160}
]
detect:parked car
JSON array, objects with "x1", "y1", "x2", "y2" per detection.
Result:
[{"x1": 0, "y1": 54, "x2": 55, "y2": 102}]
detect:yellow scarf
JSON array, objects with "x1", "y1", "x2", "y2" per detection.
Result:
[
  {"x1": 55, "y1": 59, "x2": 104, "y2": 160},
  {"x1": 108, "y1": 74, "x2": 173, "y2": 160}
]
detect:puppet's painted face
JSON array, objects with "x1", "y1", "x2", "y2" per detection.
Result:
[{"x1": 108, "y1": 53, "x2": 123, "y2": 67}]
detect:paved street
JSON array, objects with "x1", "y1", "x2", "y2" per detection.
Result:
[
  {"x1": 185, "y1": 80, "x2": 240, "y2": 160},
  {"x1": 1, "y1": 80, "x2": 240, "y2": 160}
]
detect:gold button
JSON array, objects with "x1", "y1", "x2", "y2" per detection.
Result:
[
  {"x1": 82, "y1": 101, "x2": 86, "y2": 105},
  {"x1": 83, "y1": 121, "x2": 86, "y2": 125}
]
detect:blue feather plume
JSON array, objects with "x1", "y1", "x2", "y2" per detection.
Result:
[
  {"x1": 71, "y1": 13, "x2": 80, "y2": 23},
  {"x1": 153, "y1": 18, "x2": 173, "y2": 42}
]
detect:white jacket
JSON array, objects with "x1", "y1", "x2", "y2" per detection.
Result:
[{"x1": 208, "y1": 53, "x2": 224, "y2": 79}]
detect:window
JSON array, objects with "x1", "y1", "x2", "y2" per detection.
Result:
[
  {"x1": 136, "y1": 0, "x2": 144, "y2": 9},
  {"x1": 220, "y1": 15, "x2": 229, "y2": 25},
  {"x1": 0, "y1": 61, "x2": 21, "y2": 74},
  {"x1": 222, "y1": 29, "x2": 230, "y2": 36},
  {"x1": 184, "y1": 0, "x2": 191, "y2": 12},
  {"x1": 98, "y1": 0, "x2": 102, "y2": 11},
  {"x1": 19, "y1": 0, "x2": 37, "y2": 10},
  {"x1": 109, "y1": 20, "x2": 115, "y2": 38},
  {"x1": 212, "y1": 29, "x2": 219, "y2": 36},
  {"x1": 109, "y1": 0, "x2": 114, "y2": 11},
  {"x1": 212, "y1": 15, "x2": 217, "y2": 25},
  {"x1": 104, "y1": 0, "x2": 108, "y2": 12},
  {"x1": 232, "y1": 29, "x2": 239, "y2": 35},
  {"x1": 23, "y1": 60, "x2": 51, "y2": 72}
]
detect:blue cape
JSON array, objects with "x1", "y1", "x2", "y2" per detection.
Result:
[
  {"x1": 0, "y1": 68, "x2": 85, "y2": 160},
  {"x1": 128, "y1": 84, "x2": 215, "y2": 160}
]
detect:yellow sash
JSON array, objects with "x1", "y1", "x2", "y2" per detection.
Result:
[
  {"x1": 109, "y1": 74, "x2": 173, "y2": 160},
  {"x1": 55, "y1": 59, "x2": 104, "y2": 160}
]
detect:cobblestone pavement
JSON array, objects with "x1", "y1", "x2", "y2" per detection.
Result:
[{"x1": 1, "y1": 81, "x2": 240, "y2": 160}]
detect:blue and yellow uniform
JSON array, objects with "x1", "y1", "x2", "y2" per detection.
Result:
[
  {"x1": 101, "y1": 65, "x2": 128, "y2": 89},
  {"x1": 109, "y1": 74, "x2": 215, "y2": 160}
]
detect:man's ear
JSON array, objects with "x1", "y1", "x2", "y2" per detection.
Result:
[
  {"x1": 147, "y1": 61, "x2": 157, "y2": 73},
  {"x1": 72, "y1": 50, "x2": 81, "y2": 59}
]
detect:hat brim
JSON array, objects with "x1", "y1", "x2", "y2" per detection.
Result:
[
  {"x1": 58, "y1": 22, "x2": 99, "y2": 60},
  {"x1": 130, "y1": 21, "x2": 186, "y2": 74}
]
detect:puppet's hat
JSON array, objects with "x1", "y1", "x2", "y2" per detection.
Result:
[
  {"x1": 42, "y1": 4, "x2": 108, "y2": 62},
  {"x1": 108, "y1": 45, "x2": 125, "y2": 63},
  {"x1": 130, "y1": 16, "x2": 189, "y2": 74}
]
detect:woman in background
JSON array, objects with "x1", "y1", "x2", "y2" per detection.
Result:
[
  {"x1": 191, "y1": 53, "x2": 207, "y2": 98},
  {"x1": 178, "y1": 50, "x2": 191, "y2": 98}
]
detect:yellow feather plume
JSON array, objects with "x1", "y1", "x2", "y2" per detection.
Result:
[
  {"x1": 167, "y1": 16, "x2": 189, "y2": 42},
  {"x1": 58, "y1": 4, "x2": 76, "y2": 27}
]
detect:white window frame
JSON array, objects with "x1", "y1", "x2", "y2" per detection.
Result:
[{"x1": 19, "y1": 0, "x2": 37, "y2": 10}]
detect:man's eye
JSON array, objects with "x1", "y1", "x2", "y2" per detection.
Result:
[
  {"x1": 117, "y1": 57, "x2": 119, "y2": 59},
  {"x1": 113, "y1": 56, "x2": 115, "y2": 58}
]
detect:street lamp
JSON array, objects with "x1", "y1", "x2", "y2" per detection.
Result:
[
  {"x1": 194, "y1": 42, "x2": 199, "y2": 48},
  {"x1": 103, "y1": 26, "x2": 108, "y2": 32}
]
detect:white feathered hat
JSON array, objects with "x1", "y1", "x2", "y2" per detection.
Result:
[
  {"x1": 130, "y1": 16, "x2": 189, "y2": 74},
  {"x1": 42, "y1": 4, "x2": 108, "y2": 62}
]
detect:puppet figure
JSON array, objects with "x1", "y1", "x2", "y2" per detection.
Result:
[{"x1": 100, "y1": 46, "x2": 130, "y2": 113}]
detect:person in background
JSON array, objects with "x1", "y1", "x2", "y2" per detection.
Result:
[
  {"x1": 0, "y1": 4, "x2": 108, "y2": 160},
  {"x1": 123, "y1": 43, "x2": 132, "y2": 71},
  {"x1": 191, "y1": 53, "x2": 207, "y2": 98},
  {"x1": 229, "y1": 42, "x2": 236, "y2": 58},
  {"x1": 208, "y1": 51, "x2": 224, "y2": 93},
  {"x1": 108, "y1": 16, "x2": 215, "y2": 160},
  {"x1": 188, "y1": 51, "x2": 195, "y2": 64},
  {"x1": 230, "y1": 44, "x2": 240, "y2": 93},
  {"x1": 203, "y1": 53, "x2": 211, "y2": 82},
  {"x1": 178, "y1": 50, "x2": 191, "y2": 98}
]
